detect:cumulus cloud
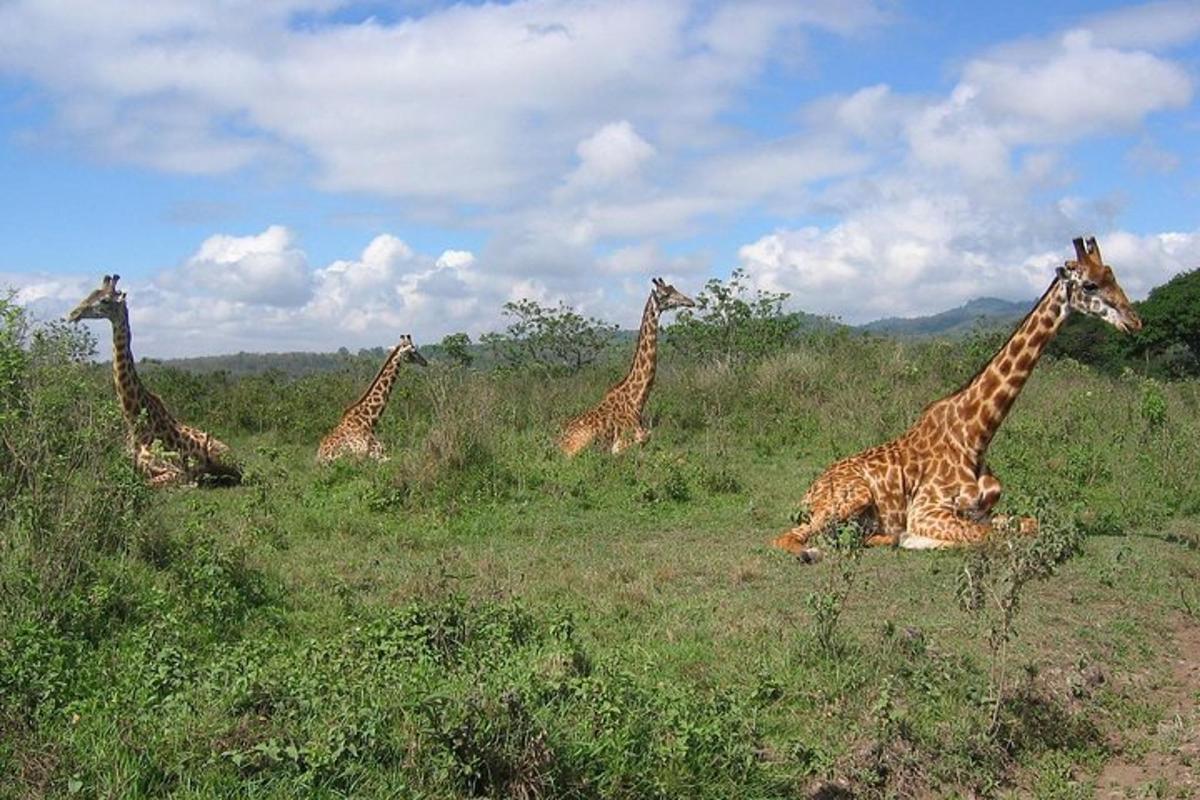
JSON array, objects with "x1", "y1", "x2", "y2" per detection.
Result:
[
  {"x1": 962, "y1": 30, "x2": 1192, "y2": 140},
  {"x1": 562, "y1": 121, "x2": 656, "y2": 193},
  {"x1": 8, "y1": 224, "x2": 695, "y2": 357},
  {"x1": 2, "y1": 1, "x2": 1197, "y2": 349},
  {"x1": 170, "y1": 225, "x2": 313, "y2": 306},
  {"x1": 730, "y1": 7, "x2": 1199, "y2": 321},
  {"x1": 0, "y1": 0, "x2": 883, "y2": 205}
]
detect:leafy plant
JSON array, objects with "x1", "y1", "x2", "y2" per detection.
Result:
[
  {"x1": 956, "y1": 507, "x2": 1084, "y2": 735},
  {"x1": 804, "y1": 521, "x2": 867, "y2": 657},
  {"x1": 666, "y1": 268, "x2": 814, "y2": 363},
  {"x1": 440, "y1": 331, "x2": 475, "y2": 368},
  {"x1": 481, "y1": 299, "x2": 618, "y2": 372}
]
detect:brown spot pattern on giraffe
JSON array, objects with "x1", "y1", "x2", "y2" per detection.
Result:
[
  {"x1": 317, "y1": 336, "x2": 427, "y2": 464},
  {"x1": 559, "y1": 279, "x2": 694, "y2": 456},
  {"x1": 66, "y1": 275, "x2": 241, "y2": 487},
  {"x1": 772, "y1": 237, "x2": 1141, "y2": 556}
]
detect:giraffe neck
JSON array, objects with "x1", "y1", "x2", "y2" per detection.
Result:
[
  {"x1": 619, "y1": 293, "x2": 661, "y2": 412},
  {"x1": 344, "y1": 346, "x2": 406, "y2": 430},
  {"x1": 110, "y1": 306, "x2": 150, "y2": 425},
  {"x1": 952, "y1": 278, "x2": 1071, "y2": 456}
]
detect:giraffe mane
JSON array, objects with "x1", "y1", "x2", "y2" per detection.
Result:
[
  {"x1": 938, "y1": 277, "x2": 1062, "y2": 404},
  {"x1": 343, "y1": 343, "x2": 403, "y2": 412}
]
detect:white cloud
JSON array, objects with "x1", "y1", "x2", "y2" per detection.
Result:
[
  {"x1": 0, "y1": 0, "x2": 883, "y2": 205},
  {"x1": 1078, "y1": 0, "x2": 1200, "y2": 51},
  {"x1": 737, "y1": 197, "x2": 1200, "y2": 323},
  {"x1": 727, "y1": 7, "x2": 1198, "y2": 322},
  {"x1": 562, "y1": 121, "x2": 656, "y2": 192},
  {"x1": 170, "y1": 225, "x2": 312, "y2": 306},
  {"x1": 2, "y1": 1, "x2": 1198, "y2": 351},
  {"x1": 963, "y1": 30, "x2": 1192, "y2": 140}
]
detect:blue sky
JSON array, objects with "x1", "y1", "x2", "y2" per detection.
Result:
[{"x1": 1, "y1": 0, "x2": 1197, "y2": 356}]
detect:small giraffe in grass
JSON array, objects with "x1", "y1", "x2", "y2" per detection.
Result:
[
  {"x1": 559, "y1": 277, "x2": 695, "y2": 456},
  {"x1": 67, "y1": 275, "x2": 242, "y2": 487},
  {"x1": 772, "y1": 236, "x2": 1142, "y2": 558},
  {"x1": 317, "y1": 335, "x2": 427, "y2": 464}
]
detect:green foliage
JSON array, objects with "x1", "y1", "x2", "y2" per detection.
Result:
[
  {"x1": 803, "y1": 522, "x2": 867, "y2": 657},
  {"x1": 1131, "y1": 268, "x2": 1200, "y2": 374},
  {"x1": 440, "y1": 331, "x2": 475, "y2": 367},
  {"x1": 1051, "y1": 268, "x2": 1200, "y2": 378},
  {"x1": 666, "y1": 268, "x2": 816, "y2": 363},
  {"x1": 481, "y1": 298, "x2": 618, "y2": 372},
  {"x1": 956, "y1": 505, "x2": 1085, "y2": 735},
  {"x1": 1139, "y1": 377, "x2": 1168, "y2": 430},
  {"x1": 3, "y1": 287, "x2": 1200, "y2": 797}
]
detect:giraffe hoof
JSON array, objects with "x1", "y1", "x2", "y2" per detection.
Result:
[{"x1": 797, "y1": 548, "x2": 824, "y2": 564}]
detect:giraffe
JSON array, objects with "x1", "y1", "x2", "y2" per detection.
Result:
[
  {"x1": 558, "y1": 277, "x2": 695, "y2": 456},
  {"x1": 67, "y1": 274, "x2": 242, "y2": 487},
  {"x1": 316, "y1": 335, "x2": 428, "y2": 463},
  {"x1": 772, "y1": 236, "x2": 1142, "y2": 558}
]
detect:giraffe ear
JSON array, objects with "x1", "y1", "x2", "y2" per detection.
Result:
[
  {"x1": 1056, "y1": 264, "x2": 1071, "y2": 281},
  {"x1": 1072, "y1": 237, "x2": 1087, "y2": 261}
]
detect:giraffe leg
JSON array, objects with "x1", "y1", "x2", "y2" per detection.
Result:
[
  {"x1": 610, "y1": 429, "x2": 632, "y2": 455},
  {"x1": 902, "y1": 505, "x2": 992, "y2": 549},
  {"x1": 134, "y1": 444, "x2": 187, "y2": 488},
  {"x1": 559, "y1": 420, "x2": 597, "y2": 457},
  {"x1": 365, "y1": 436, "x2": 388, "y2": 462},
  {"x1": 991, "y1": 514, "x2": 1038, "y2": 536},
  {"x1": 634, "y1": 424, "x2": 650, "y2": 446},
  {"x1": 976, "y1": 470, "x2": 1002, "y2": 515},
  {"x1": 772, "y1": 476, "x2": 874, "y2": 556}
]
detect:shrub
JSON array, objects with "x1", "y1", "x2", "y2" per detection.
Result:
[
  {"x1": 666, "y1": 268, "x2": 817, "y2": 363},
  {"x1": 481, "y1": 299, "x2": 618, "y2": 372}
]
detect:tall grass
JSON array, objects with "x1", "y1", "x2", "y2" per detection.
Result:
[{"x1": 3, "y1": 297, "x2": 1199, "y2": 797}]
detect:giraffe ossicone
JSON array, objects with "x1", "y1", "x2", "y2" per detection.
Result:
[
  {"x1": 66, "y1": 274, "x2": 242, "y2": 487},
  {"x1": 558, "y1": 277, "x2": 695, "y2": 456},
  {"x1": 772, "y1": 236, "x2": 1142, "y2": 558},
  {"x1": 316, "y1": 334, "x2": 428, "y2": 464}
]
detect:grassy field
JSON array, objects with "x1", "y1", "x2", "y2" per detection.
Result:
[{"x1": 3, "y1": 318, "x2": 1200, "y2": 798}]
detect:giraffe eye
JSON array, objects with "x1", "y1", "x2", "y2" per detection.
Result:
[{"x1": 1082, "y1": 280, "x2": 1098, "y2": 292}]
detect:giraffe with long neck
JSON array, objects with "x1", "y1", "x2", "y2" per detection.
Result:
[
  {"x1": 559, "y1": 277, "x2": 695, "y2": 456},
  {"x1": 772, "y1": 237, "x2": 1142, "y2": 557},
  {"x1": 67, "y1": 274, "x2": 241, "y2": 487},
  {"x1": 317, "y1": 335, "x2": 427, "y2": 463}
]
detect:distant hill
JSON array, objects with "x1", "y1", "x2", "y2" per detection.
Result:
[{"x1": 860, "y1": 297, "x2": 1029, "y2": 338}]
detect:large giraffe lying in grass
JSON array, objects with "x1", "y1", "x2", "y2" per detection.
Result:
[
  {"x1": 772, "y1": 237, "x2": 1142, "y2": 558},
  {"x1": 559, "y1": 277, "x2": 695, "y2": 456},
  {"x1": 67, "y1": 274, "x2": 242, "y2": 487}
]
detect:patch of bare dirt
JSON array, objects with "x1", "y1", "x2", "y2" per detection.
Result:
[{"x1": 1095, "y1": 616, "x2": 1200, "y2": 798}]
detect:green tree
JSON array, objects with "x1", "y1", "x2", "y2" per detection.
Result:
[
  {"x1": 481, "y1": 299, "x2": 617, "y2": 371},
  {"x1": 666, "y1": 268, "x2": 811, "y2": 362},
  {"x1": 1129, "y1": 268, "x2": 1200, "y2": 377},
  {"x1": 439, "y1": 332, "x2": 474, "y2": 367},
  {"x1": 1047, "y1": 315, "x2": 1125, "y2": 374}
]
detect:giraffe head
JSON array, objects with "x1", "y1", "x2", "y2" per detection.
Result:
[
  {"x1": 650, "y1": 277, "x2": 696, "y2": 312},
  {"x1": 67, "y1": 274, "x2": 126, "y2": 323},
  {"x1": 396, "y1": 334, "x2": 428, "y2": 366},
  {"x1": 1056, "y1": 237, "x2": 1142, "y2": 333}
]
